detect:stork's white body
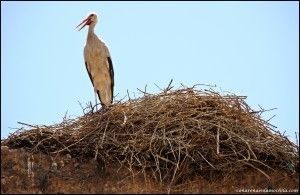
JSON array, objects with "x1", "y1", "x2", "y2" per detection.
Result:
[{"x1": 78, "y1": 13, "x2": 114, "y2": 108}]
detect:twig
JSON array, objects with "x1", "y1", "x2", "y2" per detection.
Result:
[
  {"x1": 18, "y1": 122, "x2": 39, "y2": 129},
  {"x1": 164, "y1": 79, "x2": 173, "y2": 92},
  {"x1": 198, "y1": 151, "x2": 216, "y2": 169}
]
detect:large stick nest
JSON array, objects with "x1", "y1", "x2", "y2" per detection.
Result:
[{"x1": 2, "y1": 83, "x2": 299, "y2": 185}]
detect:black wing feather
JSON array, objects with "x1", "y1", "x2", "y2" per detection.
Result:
[
  {"x1": 85, "y1": 62, "x2": 102, "y2": 103},
  {"x1": 107, "y1": 57, "x2": 114, "y2": 103},
  {"x1": 85, "y1": 62, "x2": 94, "y2": 87}
]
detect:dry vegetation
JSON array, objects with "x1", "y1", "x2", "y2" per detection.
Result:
[{"x1": 2, "y1": 82, "x2": 299, "y2": 192}]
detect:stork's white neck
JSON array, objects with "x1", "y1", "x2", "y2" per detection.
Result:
[
  {"x1": 88, "y1": 24, "x2": 95, "y2": 34},
  {"x1": 86, "y1": 22, "x2": 102, "y2": 44},
  {"x1": 87, "y1": 24, "x2": 96, "y2": 42}
]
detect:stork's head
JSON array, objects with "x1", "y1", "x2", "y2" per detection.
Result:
[{"x1": 76, "y1": 13, "x2": 98, "y2": 31}]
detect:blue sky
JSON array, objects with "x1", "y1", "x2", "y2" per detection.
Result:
[{"x1": 1, "y1": 2, "x2": 299, "y2": 143}]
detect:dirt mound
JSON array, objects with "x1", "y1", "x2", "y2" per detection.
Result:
[
  {"x1": 2, "y1": 83, "x2": 299, "y2": 193},
  {"x1": 1, "y1": 146, "x2": 298, "y2": 193}
]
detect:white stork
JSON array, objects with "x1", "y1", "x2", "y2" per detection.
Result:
[{"x1": 76, "y1": 13, "x2": 114, "y2": 110}]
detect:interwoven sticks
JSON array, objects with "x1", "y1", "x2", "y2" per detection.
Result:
[{"x1": 3, "y1": 84, "x2": 298, "y2": 185}]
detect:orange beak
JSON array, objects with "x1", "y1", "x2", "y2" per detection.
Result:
[{"x1": 76, "y1": 17, "x2": 91, "y2": 31}]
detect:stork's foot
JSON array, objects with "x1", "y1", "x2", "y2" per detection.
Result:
[
  {"x1": 93, "y1": 105, "x2": 106, "y2": 114},
  {"x1": 92, "y1": 102, "x2": 101, "y2": 113},
  {"x1": 99, "y1": 104, "x2": 113, "y2": 113}
]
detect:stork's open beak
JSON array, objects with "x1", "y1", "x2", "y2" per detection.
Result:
[{"x1": 76, "y1": 17, "x2": 91, "y2": 31}]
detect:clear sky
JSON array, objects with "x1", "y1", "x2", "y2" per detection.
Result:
[{"x1": 1, "y1": 2, "x2": 299, "y2": 143}]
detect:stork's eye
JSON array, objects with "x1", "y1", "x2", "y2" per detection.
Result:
[{"x1": 90, "y1": 14, "x2": 94, "y2": 17}]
